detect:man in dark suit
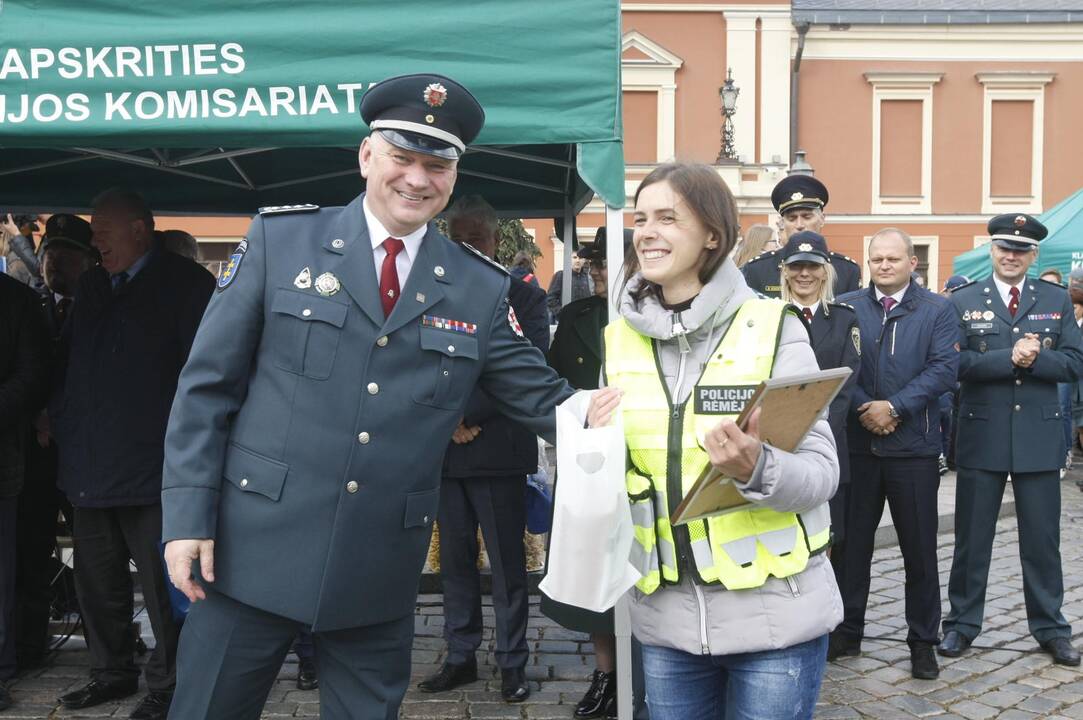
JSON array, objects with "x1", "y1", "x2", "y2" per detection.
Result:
[
  {"x1": 52, "y1": 191, "x2": 214, "y2": 720},
  {"x1": 835, "y1": 228, "x2": 958, "y2": 680},
  {"x1": 0, "y1": 273, "x2": 50, "y2": 712},
  {"x1": 742, "y1": 175, "x2": 860, "y2": 298},
  {"x1": 161, "y1": 73, "x2": 574, "y2": 720},
  {"x1": 15, "y1": 214, "x2": 97, "y2": 671},
  {"x1": 417, "y1": 195, "x2": 548, "y2": 702},
  {"x1": 940, "y1": 214, "x2": 1083, "y2": 666}
]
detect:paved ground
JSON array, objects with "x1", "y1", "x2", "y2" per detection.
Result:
[{"x1": 4, "y1": 471, "x2": 1083, "y2": 718}]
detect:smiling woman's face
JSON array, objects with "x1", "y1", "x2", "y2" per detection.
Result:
[{"x1": 632, "y1": 180, "x2": 714, "y2": 302}]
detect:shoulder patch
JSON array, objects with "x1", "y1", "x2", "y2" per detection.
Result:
[
  {"x1": 217, "y1": 238, "x2": 248, "y2": 290},
  {"x1": 258, "y1": 204, "x2": 320, "y2": 216},
  {"x1": 851, "y1": 325, "x2": 862, "y2": 356},
  {"x1": 458, "y1": 242, "x2": 509, "y2": 275}
]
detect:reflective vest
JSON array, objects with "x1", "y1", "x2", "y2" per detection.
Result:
[{"x1": 605, "y1": 299, "x2": 831, "y2": 595}]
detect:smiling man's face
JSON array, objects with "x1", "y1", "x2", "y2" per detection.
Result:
[{"x1": 359, "y1": 133, "x2": 458, "y2": 237}]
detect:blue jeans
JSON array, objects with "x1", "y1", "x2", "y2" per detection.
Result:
[{"x1": 640, "y1": 635, "x2": 828, "y2": 720}]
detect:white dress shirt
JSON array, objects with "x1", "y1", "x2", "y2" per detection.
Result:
[
  {"x1": 363, "y1": 197, "x2": 427, "y2": 289},
  {"x1": 992, "y1": 274, "x2": 1026, "y2": 311},
  {"x1": 795, "y1": 301, "x2": 821, "y2": 319},
  {"x1": 874, "y1": 283, "x2": 908, "y2": 308}
]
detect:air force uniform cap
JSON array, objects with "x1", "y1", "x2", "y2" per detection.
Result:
[
  {"x1": 360, "y1": 73, "x2": 485, "y2": 160},
  {"x1": 772, "y1": 175, "x2": 829, "y2": 214},
  {"x1": 42, "y1": 213, "x2": 96, "y2": 256},
  {"x1": 987, "y1": 213, "x2": 1047, "y2": 251},
  {"x1": 781, "y1": 230, "x2": 830, "y2": 265}
]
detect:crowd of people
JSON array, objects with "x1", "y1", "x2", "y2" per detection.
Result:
[{"x1": 1, "y1": 70, "x2": 1082, "y2": 720}]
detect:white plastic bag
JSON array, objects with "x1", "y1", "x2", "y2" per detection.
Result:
[{"x1": 539, "y1": 392, "x2": 641, "y2": 612}]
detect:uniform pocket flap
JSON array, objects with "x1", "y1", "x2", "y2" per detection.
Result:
[
  {"x1": 271, "y1": 288, "x2": 347, "y2": 327},
  {"x1": 960, "y1": 403, "x2": 989, "y2": 420},
  {"x1": 222, "y1": 444, "x2": 289, "y2": 501},
  {"x1": 403, "y1": 488, "x2": 440, "y2": 528},
  {"x1": 1043, "y1": 404, "x2": 1064, "y2": 420},
  {"x1": 419, "y1": 328, "x2": 479, "y2": 359}
]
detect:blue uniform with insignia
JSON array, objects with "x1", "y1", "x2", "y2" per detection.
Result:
[
  {"x1": 741, "y1": 248, "x2": 860, "y2": 298},
  {"x1": 161, "y1": 193, "x2": 573, "y2": 718},
  {"x1": 943, "y1": 274, "x2": 1083, "y2": 644}
]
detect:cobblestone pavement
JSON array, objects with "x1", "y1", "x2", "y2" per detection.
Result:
[{"x1": 4, "y1": 475, "x2": 1082, "y2": 718}]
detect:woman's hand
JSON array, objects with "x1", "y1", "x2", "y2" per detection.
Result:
[
  {"x1": 586, "y1": 387, "x2": 623, "y2": 428},
  {"x1": 702, "y1": 408, "x2": 763, "y2": 483}
]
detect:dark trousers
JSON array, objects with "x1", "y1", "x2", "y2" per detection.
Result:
[
  {"x1": 944, "y1": 468, "x2": 1070, "y2": 643},
  {"x1": 0, "y1": 497, "x2": 16, "y2": 680},
  {"x1": 72, "y1": 504, "x2": 179, "y2": 691},
  {"x1": 14, "y1": 446, "x2": 62, "y2": 666},
  {"x1": 439, "y1": 474, "x2": 529, "y2": 669},
  {"x1": 838, "y1": 454, "x2": 941, "y2": 646},
  {"x1": 168, "y1": 589, "x2": 412, "y2": 720}
]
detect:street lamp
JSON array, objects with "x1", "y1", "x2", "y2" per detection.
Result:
[{"x1": 716, "y1": 68, "x2": 740, "y2": 164}]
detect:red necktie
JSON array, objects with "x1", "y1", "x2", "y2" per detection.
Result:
[
  {"x1": 380, "y1": 237, "x2": 405, "y2": 318},
  {"x1": 881, "y1": 296, "x2": 897, "y2": 315},
  {"x1": 1008, "y1": 286, "x2": 1020, "y2": 317},
  {"x1": 801, "y1": 307, "x2": 813, "y2": 323}
]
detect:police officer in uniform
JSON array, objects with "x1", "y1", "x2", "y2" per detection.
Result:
[
  {"x1": 742, "y1": 175, "x2": 860, "y2": 298},
  {"x1": 161, "y1": 74, "x2": 574, "y2": 719},
  {"x1": 940, "y1": 214, "x2": 1083, "y2": 666},
  {"x1": 778, "y1": 231, "x2": 860, "y2": 586}
]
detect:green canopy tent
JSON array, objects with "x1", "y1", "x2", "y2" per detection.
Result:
[
  {"x1": 0, "y1": 0, "x2": 624, "y2": 222},
  {"x1": 952, "y1": 189, "x2": 1083, "y2": 281}
]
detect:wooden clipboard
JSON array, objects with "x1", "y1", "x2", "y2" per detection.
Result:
[{"x1": 670, "y1": 366, "x2": 852, "y2": 526}]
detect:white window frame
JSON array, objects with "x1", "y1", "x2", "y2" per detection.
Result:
[
  {"x1": 973, "y1": 235, "x2": 991, "y2": 249},
  {"x1": 862, "y1": 233, "x2": 940, "y2": 292},
  {"x1": 865, "y1": 73, "x2": 942, "y2": 215},
  {"x1": 977, "y1": 72, "x2": 1055, "y2": 215},
  {"x1": 621, "y1": 31, "x2": 684, "y2": 163}
]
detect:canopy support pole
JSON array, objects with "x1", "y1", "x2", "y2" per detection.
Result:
[{"x1": 561, "y1": 205, "x2": 574, "y2": 309}]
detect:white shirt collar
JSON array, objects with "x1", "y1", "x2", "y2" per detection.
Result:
[
  {"x1": 874, "y1": 282, "x2": 909, "y2": 305},
  {"x1": 796, "y1": 301, "x2": 820, "y2": 317},
  {"x1": 992, "y1": 274, "x2": 1026, "y2": 308},
  {"x1": 362, "y1": 197, "x2": 427, "y2": 259}
]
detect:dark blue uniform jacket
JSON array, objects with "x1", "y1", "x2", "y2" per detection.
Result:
[{"x1": 839, "y1": 282, "x2": 958, "y2": 458}]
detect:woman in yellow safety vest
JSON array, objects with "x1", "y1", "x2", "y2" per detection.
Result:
[{"x1": 585, "y1": 163, "x2": 843, "y2": 720}]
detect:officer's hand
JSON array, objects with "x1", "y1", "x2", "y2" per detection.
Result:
[
  {"x1": 165, "y1": 539, "x2": 215, "y2": 603},
  {"x1": 703, "y1": 408, "x2": 763, "y2": 483},
  {"x1": 1012, "y1": 336, "x2": 1040, "y2": 367},
  {"x1": 587, "y1": 387, "x2": 624, "y2": 428},
  {"x1": 452, "y1": 423, "x2": 481, "y2": 444},
  {"x1": 858, "y1": 401, "x2": 895, "y2": 432}
]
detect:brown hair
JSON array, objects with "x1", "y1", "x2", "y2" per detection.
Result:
[
  {"x1": 733, "y1": 224, "x2": 775, "y2": 268},
  {"x1": 621, "y1": 163, "x2": 740, "y2": 301}
]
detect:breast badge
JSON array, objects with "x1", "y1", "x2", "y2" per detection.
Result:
[
  {"x1": 314, "y1": 272, "x2": 341, "y2": 296},
  {"x1": 294, "y1": 267, "x2": 312, "y2": 289},
  {"x1": 1043, "y1": 336, "x2": 1054, "y2": 349}
]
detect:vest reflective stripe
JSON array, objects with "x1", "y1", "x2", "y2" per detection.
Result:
[{"x1": 606, "y1": 299, "x2": 831, "y2": 594}]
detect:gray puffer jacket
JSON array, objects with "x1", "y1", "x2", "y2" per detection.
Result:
[{"x1": 614, "y1": 259, "x2": 843, "y2": 656}]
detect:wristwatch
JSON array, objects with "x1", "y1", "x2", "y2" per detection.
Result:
[{"x1": 887, "y1": 402, "x2": 900, "y2": 419}]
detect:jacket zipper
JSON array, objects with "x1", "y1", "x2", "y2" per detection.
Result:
[
  {"x1": 691, "y1": 581, "x2": 712, "y2": 655},
  {"x1": 786, "y1": 575, "x2": 801, "y2": 598},
  {"x1": 891, "y1": 322, "x2": 897, "y2": 355}
]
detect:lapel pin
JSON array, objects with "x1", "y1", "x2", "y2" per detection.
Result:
[
  {"x1": 294, "y1": 267, "x2": 312, "y2": 289},
  {"x1": 434, "y1": 265, "x2": 445, "y2": 278},
  {"x1": 331, "y1": 238, "x2": 345, "y2": 249},
  {"x1": 314, "y1": 272, "x2": 341, "y2": 296},
  {"x1": 416, "y1": 292, "x2": 426, "y2": 303}
]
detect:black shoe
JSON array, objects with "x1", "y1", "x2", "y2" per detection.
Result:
[
  {"x1": 129, "y1": 691, "x2": 173, "y2": 720},
  {"x1": 296, "y1": 657, "x2": 319, "y2": 691},
  {"x1": 0, "y1": 680, "x2": 11, "y2": 711},
  {"x1": 604, "y1": 695, "x2": 618, "y2": 719},
  {"x1": 58, "y1": 679, "x2": 138, "y2": 709},
  {"x1": 575, "y1": 669, "x2": 616, "y2": 718},
  {"x1": 500, "y1": 667, "x2": 530, "y2": 703},
  {"x1": 417, "y1": 658, "x2": 478, "y2": 692},
  {"x1": 826, "y1": 632, "x2": 860, "y2": 661},
  {"x1": 1041, "y1": 637, "x2": 1082, "y2": 666},
  {"x1": 910, "y1": 643, "x2": 939, "y2": 679},
  {"x1": 937, "y1": 630, "x2": 971, "y2": 657}
]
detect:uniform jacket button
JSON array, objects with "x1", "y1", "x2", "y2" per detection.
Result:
[
  {"x1": 1014, "y1": 404, "x2": 1021, "y2": 411},
  {"x1": 1015, "y1": 379, "x2": 1022, "y2": 385},
  {"x1": 358, "y1": 432, "x2": 370, "y2": 444},
  {"x1": 577, "y1": 356, "x2": 584, "y2": 364},
  {"x1": 377, "y1": 336, "x2": 388, "y2": 347},
  {"x1": 448, "y1": 345, "x2": 455, "y2": 353},
  {"x1": 1012, "y1": 327, "x2": 1020, "y2": 333},
  {"x1": 367, "y1": 382, "x2": 379, "y2": 395},
  {"x1": 346, "y1": 481, "x2": 359, "y2": 493},
  {"x1": 240, "y1": 478, "x2": 249, "y2": 488},
  {"x1": 302, "y1": 308, "x2": 312, "y2": 317}
]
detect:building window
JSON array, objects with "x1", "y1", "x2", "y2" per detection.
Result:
[
  {"x1": 621, "y1": 31, "x2": 684, "y2": 164},
  {"x1": 977, "y1": 72, "x2": 1055, "y2": 215},
  {"x1": 865, "y1": 73, "x2": 942, "y2": 215}
]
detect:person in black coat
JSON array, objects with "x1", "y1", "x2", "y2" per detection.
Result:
[
  {"x1": 417, "y1": 196, "x2": 549, "y2": 703},
  {"x1": 0, "y1": 272, "x2": 51, "y2": 711},
  {"x1": 778, "y1": 232, "x2": 860, "y2": 585},
  {"x1": 52, "y1": 190, "x2": 214, "y2": 720}
]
